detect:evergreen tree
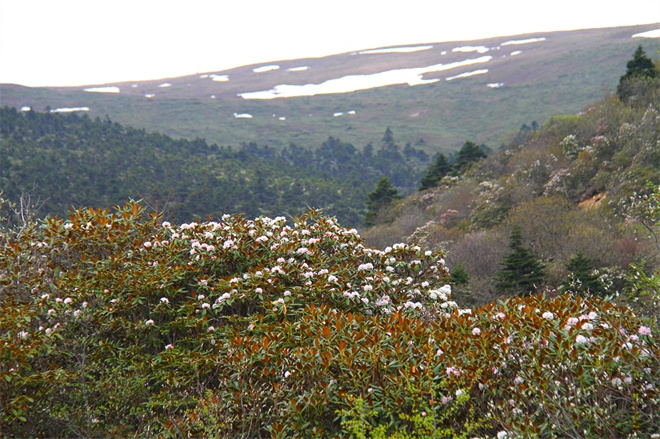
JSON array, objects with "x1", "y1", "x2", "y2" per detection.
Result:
[
  {"x1": 419, "y1": 153, "x2": 453, "y2": 191},
  {"x1": 364, "y1": 177, "x2": 400, "y2": 227},
  {"x1": 382, "y1": 126, "x2": 395, "y2": 147},
  {"x1": 454, "y1": 140, "x2": 487, "y2": 174},
  {"x1": 559, "y1": 251, "x2": 603, "y2": 296},
  {"x1": 495, "y1": 226, "x2": 546, "y2": 296},
  {"x1": 450, "y1": 263, "x2": 470, "y2": 286},
  {"x1": 618, "y1": 45, "x2": 658, "y2": 100}
]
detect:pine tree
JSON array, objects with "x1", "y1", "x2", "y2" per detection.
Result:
[
  {"x1": 618, "y1": 45, "x2": 658, "y2": 100},
  {"x1": 559, "y1": 251, "x2": 602, "y2": 296},
  {"x1": 419, "y1": 153, "x2": 452, "y2": 191},
  {"x1": 450, "y1": 263, "x2": 470, "y2": 286},
  {"x1": 495, "y1": 226, "x2": 546, "y2": 296},
  {"x1": 364, "y1": 177, "x2": 400, "y2": 227},
  {"x1": 455, "y1": 140, "x2": 487, "y2": 174},
  {"x1": 382, "y1": 127, "x2": 395, "y2": 147}
]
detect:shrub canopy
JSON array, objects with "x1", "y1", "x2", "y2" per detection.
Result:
[{"x1": 0, "y1": 202, "x2": 658, "y2": 437}]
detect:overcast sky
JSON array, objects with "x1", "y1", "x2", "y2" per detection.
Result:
[{"x1": 0, "y1": 0, "x2": 658, "y2": 87}]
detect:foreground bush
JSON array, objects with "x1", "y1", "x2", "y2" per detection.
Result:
[{"x1": 1, "y1": 202, "x2": 658, "y2": 437}]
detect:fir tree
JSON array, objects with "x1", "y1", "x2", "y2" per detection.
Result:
[
  {"x1": 560, "y1": 251, "x2": 602, "y2": 296},
  {"x1": 495, "y1": 226, "x2": 546, "y2": 296},
  {"x1": 618, "y1": 45, "x2": 658, "y2": 100},
  {"x1": 450, "y1": 263, "x2": 470, "y2": 286},
  {"x1": 364, "y1": 177, "x2": 400, "y2": 227},
  {"x1": 382, "y1": 126, "x2": 395, "y2": 147},
  {"x1": 419, "y1": 153, "x2": 453, "y2": 191},
  {"x1": 454, "y1": 140, "x2": 487, "y2": 173}
]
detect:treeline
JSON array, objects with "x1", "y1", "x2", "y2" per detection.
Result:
[{"x1": 0, "y1": 108, "x2": 433, "y2": 227}]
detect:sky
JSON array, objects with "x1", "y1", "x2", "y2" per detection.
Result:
[{"x1": 0, "y1": 0, "x2": 658, "y2": 87}]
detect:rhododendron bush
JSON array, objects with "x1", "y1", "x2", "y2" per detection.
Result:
[{"x1": 1, "y1": 202, "x2": 658, "y2": 437}]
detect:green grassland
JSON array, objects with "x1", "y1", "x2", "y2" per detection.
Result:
[{"x1": 2, "y1": 24, "x2": 658, "y2": 152}]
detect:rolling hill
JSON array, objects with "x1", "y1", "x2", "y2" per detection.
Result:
[{"x1": 1, "y1": 24, "x2": 659, "y2": 152}]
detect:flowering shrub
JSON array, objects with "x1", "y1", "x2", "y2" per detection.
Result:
[{"x1": 1, "y1": 202, "x2": 658, "y2": 437}]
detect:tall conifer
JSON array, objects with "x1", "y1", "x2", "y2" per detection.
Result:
[
  {"x1": 364, "y1": 177, "x2": 400, "y2": 227},
  {"x1": 560, "y1": 251, "x2": 603, "y2": 296},
  {"x1": 496, "y1": 226, "x2": 546, "y2": 296},
  {"x1": 419, "y1": 153, "x2": 452, "y2": 191},
  {"x1": 617, "y1": 45, "x2": 658, "y2": 100}
]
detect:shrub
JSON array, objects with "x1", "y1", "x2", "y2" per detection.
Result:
[{"x1": 1, "y1": 202, "x2": 658, "y2": 438}]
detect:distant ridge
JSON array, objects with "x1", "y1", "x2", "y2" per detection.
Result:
[{"x1": 1, "y1": 24, "x2": 659, "y2": 150}]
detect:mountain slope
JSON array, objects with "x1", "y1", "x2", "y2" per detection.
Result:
[
  {"x1": 363, "y1": 75, "x2": 660, "y2": 304},
  {"x1": 1, "y1": 24, "x2": 658, "y2": 151}
]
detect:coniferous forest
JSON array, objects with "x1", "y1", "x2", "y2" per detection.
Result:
[
  {"x1": 1, "y1": 45, "x2": 659, "y2": 438},
  {"x1": 0, "y1": 107, "x2": 433, "y2": 228}
]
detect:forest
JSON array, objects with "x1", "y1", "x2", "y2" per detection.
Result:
[
  {"x1": 0, "y1": 45, "x2": 659, "y2": 438},
  {"x1": 0, "y1": 107, "x2": 439, "y2": 228}
]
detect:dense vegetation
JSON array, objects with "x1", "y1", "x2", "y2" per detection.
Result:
[
  {"x1": 0, "y1": 109, "x2": 431, "y2": 227},
  {"x1": 1, "y1": 45, "x2": 659, "y2": 438},
  {"x1": 365, "y1": 47, "x2": 660, "y2": 309},
  {"x1": 1, "y1": 202, "x2": 658, "y2": 437}
]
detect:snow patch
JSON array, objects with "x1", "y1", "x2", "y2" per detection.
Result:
[
  {"x1": 253, "y1": 65, "x2": 280, "y2": 73},
  {"x1": 20, "y1": 106, "x2": 31, "y2": 111},
  {"x1": 239, "y1": 56, "x2": 492, "y2": 99},
  {"x1": 200, "y1": 74, "x2": 209, "y2": 79},
  {"x1": 84, "y1": 86, "x2": 120, "y2": 93},
  {"x1": 446, "y1": 69, "x2": 488, "y2": 81},
  {"x1": 633, "y1": 29, "x2": 660, "y2": 38},
  {"x1": 158, "y1": 83, "x2": 172, "y2": 88},
  {"x1": 501, "y1": 37, "x2": 546, "y2": 46},
  {"x1": 510, "y1": 51, "x2": 522, "y2": 56},
  {"x1": 359, "y1": 45, "x2": 433, "y2": 55},
  {"x1": 211, "y1": 74, "x2": 229, "y2": 82},
  {"x1": 487, "y1": 83, "x2": 504, "y2": 88},
  {"x1": 50, "y1": 107, "x2": 89, "y2": 113},
  {"x1": 333, "y1": 112, "x2": 343, "y2": 117},
  {"x1": 287, "y1": 66, "x2": 309, "y2": 72},
  {"x1": 278, "y1": 116, "x2": 286, "y2": 121},
  {"x1": 348, "y1": 110, "x2": 356, "y2": 115},
  {"x1": 145, "y1": 94, "x2": 155, "y2": 98},
  {"x1": 234, "y1": 113, "x2": 253, "y2": 119},
  {"x1": 452, "y1": 46, "x2": 489, "y2": 54}
]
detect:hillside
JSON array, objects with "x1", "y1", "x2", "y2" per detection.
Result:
[
  {"x1": 2, "y1": 24, "x2": 659, "y2": 151},
  {"x1": 364, "y1": 67, "x2": 660, "y2": 306}
]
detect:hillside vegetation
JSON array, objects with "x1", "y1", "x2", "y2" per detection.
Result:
[
  {"x1": 1, "y1": 44, "x2": 660, "y2": 439},
  {"x1": 0, "y1": 108, "x2": 430, "y2": 227},
  {"x1": 364, "y1": 52, "x2": 660, "y2": 308},
  {"x1": 1, "y1": 202, "x2": 658, "y2": 437}
]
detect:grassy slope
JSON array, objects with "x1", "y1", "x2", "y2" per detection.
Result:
[{"x1": 1, "y1": 24, "x2": 658, "y2": 151}]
